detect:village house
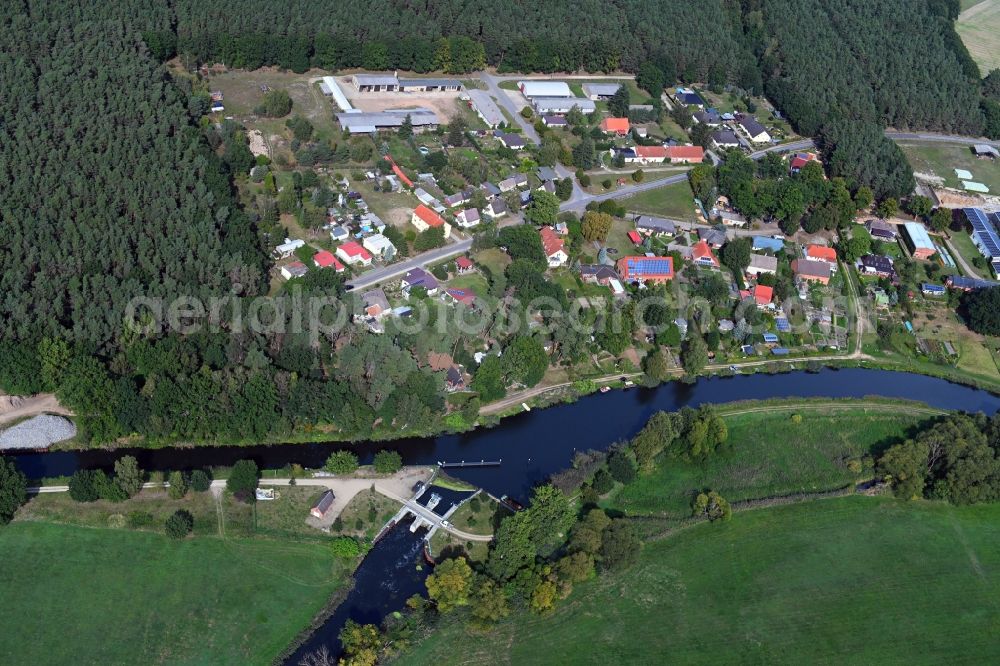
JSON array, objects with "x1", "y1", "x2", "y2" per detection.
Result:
[
  {"x1": 336, "y1": 241, "x2": 373, "y2": 267},
  {"x1": 455, "y1": 256, "x2": 474, "y2": 274},
  {"x1": 312, "y1": 250, "x2": 345, "y2": 272},
  {"x1": 619, "y1": 145, "x2": 668, "y2": 164},
  {"x1": 539, "y1": 226, "x2": 568, "y2": 268},
  {"x1": 691, "y1": 240, "x2": 720, "y2": 267},
  {"x1": 359, "y1": 288, "x2": 390, "y2": 320},
  {"x1": 789, "y1": 152, "x2": 819, "y2": 174},
  {"x1": 600, "y1": 117, "x2": 630, "y2": 136},
  {"x1": 746, "y1": 253, "x2": 778, "y2": 277},
  {"x1": 692, "y1": 108, "x2": 722, "y2": 126},
  {"x1": 444, "y1": 189, "x2": 473, "y2": 208},
  {"x1": 329, "y1": 225, "x2": 350, "y2": 242},
  {"x1": 750, "y1": 284, "x2": 774, "y2": 308},
  {"x1": 664, "y1": 145, "x2": 705, "y2": 164},
  {"x1": 310, "y1": 490, "x2": 336, "y2": 519},
  {"x1": 791, "y1": 258, "x2": 832, "y2": 285},
  {"x1": 495, "y1": 132, "x2": 526, "y2": 150},
  {"x1": 411, "y1": 204, "x2": 452, "y2": 238},
  {"x1": 446, "y1": 366, "x2": 466, "y2": 392},
  {"x1": 498, "y1": 174, "x2": 528, "y2": 192},
  {"x1": 698, "y1": 227, "x2": 727, "y2": 249},
  {"x1": 445, "y1": 287, "x2": 477, "y2": 307},
  {"x1": 541, "y1": 115, "x2": 568, "y2": 128},
  {"x1": 865, "y1": 218, "x2": 897, "y2": 241},
  {"x1": 280, "y1": 261, "x2": 308, "y2": 280},
  {"x1": 737, "y1": 115, "x2": 771, "y2": 144},
  {"x1": 715, "y1": 210, "x2": 748, "y2": 227},
  {"x1": 617, "y1": 256, "x2": 675, "y2": 283},
  {"x1": 518, "y1": 80, "x2": 572, "y2": 98},
  {"x1": 484, "y1": 198, "x2": 508, "y2": 219},
  {"x1": 634, "y1": 215, "x2": 677, "y2": 237},
  {"x1": 275, "y1": 238, "x2": 305, "y2": 258},
  {"x1": 673, "y1": 87, "x2": 704, "y2": 107},
  {"x1": 580, "y1": 264, "x2": 619, "y2": 286},
  {"x1": 711, "y1": 130, "x2": 741, "y2": 150},
  {"x1": 804, "y1": 244, "x2": 838, "y2": 268},
  {"x1": 455, "y1": 208, "x2": 481, "y2": 229},
  {"x1": 401, "y1": 267, "x2": 439, "y2": 296},
  {"x1": 362, "y1": 233, "x2": 396, "y2": 259},
  {"x1": 857, "y1": 254, "x2": 896, "y2": 279}
]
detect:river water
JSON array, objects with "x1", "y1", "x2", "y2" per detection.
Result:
[{"x1": 11, "y1": 368, "x2": 1000, "y2": 663}]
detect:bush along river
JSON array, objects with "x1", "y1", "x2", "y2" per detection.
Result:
[{"x1": 10, "y1": 368, "x2": 1000, "y2": 662}]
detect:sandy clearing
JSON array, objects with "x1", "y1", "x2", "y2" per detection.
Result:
[
  {"x1": 338, "y1": 77, "x2": 464, "y2": 119},
  {"x1": 259, "y1": 466, "x2": 435, "y2": 527},
  {"x1": 0, "y1": 394, "x2": 72, "y2": 426}
]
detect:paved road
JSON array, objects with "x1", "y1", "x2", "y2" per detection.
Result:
[{"x1": 346, "y1": 239, "x2": 473, "y2": 290}]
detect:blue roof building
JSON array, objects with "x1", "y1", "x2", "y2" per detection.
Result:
[
  {"x1": 762, "y1": 333, "x2": 779, "y2": 344},
  {"x1": 964, "y1": 208, "x2": 1000, "y2": 275},
  {"x1": 921, "y1": 283, "x2": 946, "y2": 296},
  {"x1": 752, "y1": 236, "x2": 785, "y2": 252}
]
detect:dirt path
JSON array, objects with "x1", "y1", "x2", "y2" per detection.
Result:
[{"x1": 0, "y1": 394, "x2": 72, "y2": 426}]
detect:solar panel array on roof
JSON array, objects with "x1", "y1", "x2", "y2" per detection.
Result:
[
  {"x1": 625, "y1": 257, "x2": 673, "y2": 277},
  {"x1": 966, "y1": 208, "x2": 1000, "y2": 261},
  {"x1": 762, "y1": 333, "x2": 779, "y2": 343},
  {"x1": 775, "y1": 318, "x2": 790, "y2": 332}
]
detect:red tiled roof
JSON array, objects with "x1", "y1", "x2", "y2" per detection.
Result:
[
  {"x1": 753, "y1": 284, "x2": 773, "y2": 305},
  {"x1": 313, "y1": 250, "x2": 344, "y2": 270},
  {"x1": 601, "y1": 117, "x2": 630, "y2": 133},
  {"x1": 627, "y1": 230, "x2": 642, "y2": 245},
  {"x1": 616, "y1": 256, "x2": 674, "y2": 282},
  {"x1": 456, "y1": 256, "x2": 473, "y2": 269},
  {"x1": 806, "y1": 244, "x2": 837, "y2": 262},
  {"x1": 539, "y1": 226, "x2": 565, "y2": 257},
  {"x1": 692, "y1": 239, "x2": 719, "y2": 265},
  {"x1": 634, "y1": 145, "x2": 668, "y2": 158},
  {"x1": 414, "y1": 204, "x2": 445, "y2": 227},
  {"x1": 665, "y1": 145, "x2": 705, "y2": 161},
  {"x1": 339, "y1": 241, "x2": 372, "y2": 259}
]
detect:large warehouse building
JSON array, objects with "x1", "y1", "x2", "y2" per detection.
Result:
[
  {"x1": 518, "y1": 80, "x2": 572, "y2": 98},
  {"x1": 336, "y1": 108, "x2": 439, "y2": 134}
]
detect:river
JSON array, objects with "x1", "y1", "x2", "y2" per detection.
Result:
[{"x1": 10, "y1": 368, "x2": 1000, "y2": 663}]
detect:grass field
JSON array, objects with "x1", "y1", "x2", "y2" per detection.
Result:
[
  {"x1": 957, "y1": 0, "x2": 1000, "y2": 74},
  {"x1": 619, "y1": 179, "x2": 697, "y2": 221},
  {"x1": 0, "y1": 521, "x2": 352, "y2": 665},
  {"x1": 608, "y1": 402, "x2": 932, "y2": 517},
  {"x1": 899, "y1": 141, "x2": 1000, "y2": 193},
  {"x1": 403, "y1": 496, "x2": 1000, "y2": 664}
]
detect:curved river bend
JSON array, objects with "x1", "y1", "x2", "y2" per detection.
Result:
[{"x1": 10, "y1": 368, "x2": 1000, "y2": 662}]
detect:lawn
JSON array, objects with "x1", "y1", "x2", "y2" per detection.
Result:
[
  {"x1": 948, "y1": 230, "x2": 989, "y2": 278},
  {"x1": 0, "y1": 521, "x2": 352, "y2": 665},
  {"x1": 899, "y1": 141, "x2": 1000, "y2": 194},
  {"x1": 336, "y1": 488, "x2": 401, "y2": 541},
  {"x1": 608, "y1": 402, "x2": 932, "y2": 517},
  {"x1": 619, "y1": 179, "x2": 698, "y2": 221},
  {"x1": 957, "y1": 0, "x2": 1000, "y2": 74},
  {"x1": 403, "y1": 496, "x2": 1000, "y2": 664}
]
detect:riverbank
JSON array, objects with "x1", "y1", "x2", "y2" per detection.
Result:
[
  {"x1": 9, "y1": 348, "x2": 1000, "y2": 455},
  {"x1": 401, "y1": 496, "x2": 1000, "y2": 664}
]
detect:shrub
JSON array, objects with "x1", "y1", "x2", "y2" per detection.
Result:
[
  {"x1": 165, "y1": 510, "x2": 194, "y2": 539},
  {"x1": 227, "y1": 460, "x2": 260, "y2": 501},
  {"x1": 591, "y1": 468, "x2": 614, "y2": 494},
  {"x1": 0, "y1": 457, "x2": 27, "y2": 524},
  {"x1": 372, "y1": 450, "x2": 403, "y2": 474},
  {"x1": 325, "y1": 451, "x2": 359, "y2": 475},
  {"x1": 167, "y1": 471, "x2": 188, "y2": 499},
  {"x1": 331, "y1": 536, "x2": 362, "y2": 557},
  {"x1": 601, "y1": 178, "x2": 613, "y2": 189},
  {"x1": 790, "y1": 414, "x2": 803, "y2": 424},
  {"x1": 127, "y1": 511, "x2": 155, "y2": 529},
  {"x1": 107, "y1": 513, "x2": 126, "y2": 529},
  {"x1": 68, "y1": 469, "x2": 99, "y2": 503},
  {"x1": 189, "y1": 469, "x2": 212, "y2": 492},
  {"x1": 607, "y1": 449, "x2": 638, "y2": 484}
]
